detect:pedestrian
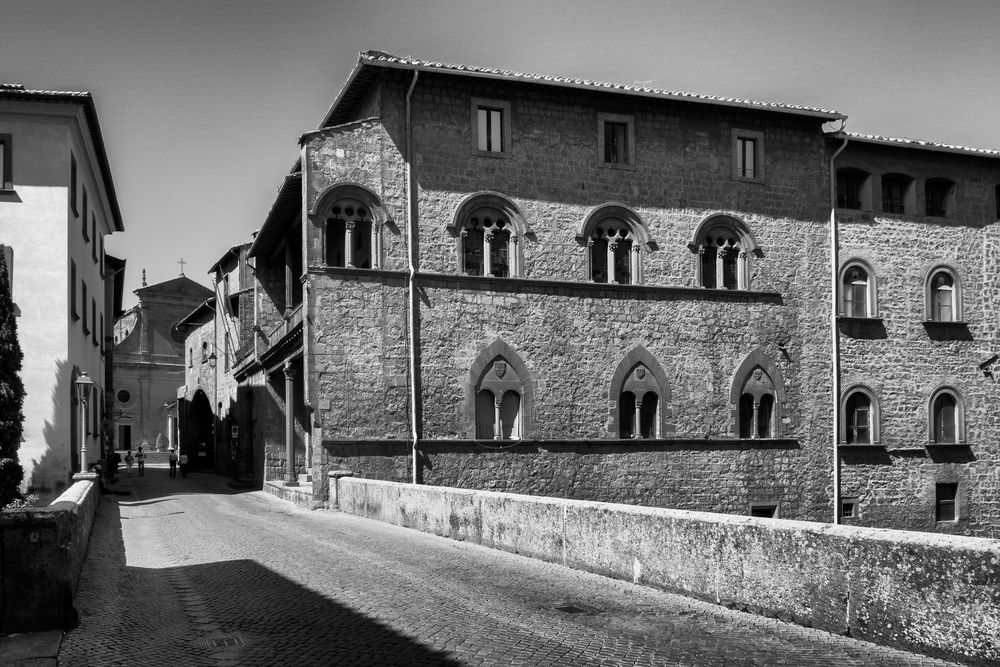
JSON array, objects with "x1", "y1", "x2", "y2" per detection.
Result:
[
  {"x1": 179, "y1": 452, "x2": 189, "y2": 478},
  {"x1": 168, "y1": 447, "x2": 178, "y2": 478},
  {"x1": 124, "y1": 449, "x2": 134, "y2": 476},
  {"x1": 136, "y1": 446, "x2": 145, "y2": 477},
  {"x1": 110, "y1": 450, "x2": 121, "y2": 481}
]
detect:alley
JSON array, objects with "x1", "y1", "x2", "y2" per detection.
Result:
[{"x1": 58, "y1": 468, "x2": 955, "y2": 667}]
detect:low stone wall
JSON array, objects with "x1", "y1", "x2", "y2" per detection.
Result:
[
  {"x1": 0, "y1": 475, "x2": 100, "y2": 632},
  {"x1": 332, "y1": 475, "x2": 1000, "y2": 665}
]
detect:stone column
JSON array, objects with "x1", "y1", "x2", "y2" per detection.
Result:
[
  {"x1": 284, "y1": 362, "x2": 298, "y2": 485},
  {"x1": 345, "y1": 221, "x2": 356, "y2": 267},
  {"x1": 483, "y1": 231, "x2": 493, "y2": 277},
  {"x1": 633, "y1": 396, "x2": 642, "y2": 440},
  {"x1": 493, "y1": 395, "x2": 503, "y2": 440},
  {"x1": 459, "y1": 229, "x2": 468, "y2": 274},
  {"x1": 608, "y1": 240, "x2": 618, "y2": 284},
  {"x1": 716, "y1": 247, "x2": 728, "y2": 290}
]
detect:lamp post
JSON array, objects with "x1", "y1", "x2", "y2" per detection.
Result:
[{"x1": 75, "y1": 371, "x2": 93, "y2": 474}]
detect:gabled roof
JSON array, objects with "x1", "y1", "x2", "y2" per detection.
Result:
[
  {"x1": 834, "y1": 131, "x2": 1000, "y2": 159},
  {"x1": 208, "y1": 242, "x2": 252, "y2": 275},
  {"x1": 320, "y1": 50, "x2": 846, "y2": 128},
  {"x1": 0, "y1": 83, "x2": 125, "y2": 232},
  {"x1": 134, "y1": 274, "x2": 214, "y2": 300}
]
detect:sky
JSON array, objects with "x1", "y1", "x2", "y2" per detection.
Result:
[{"x1": 3, "y1": 0, "x2": 999, "y2": 308}]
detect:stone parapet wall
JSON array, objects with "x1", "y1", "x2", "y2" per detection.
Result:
[
  {"x1": 333, "y1": 475, "x2": 1000, "y2": 665},
  {"x1": 0, "y1": 476, "x2": 99, "y2": 632}
]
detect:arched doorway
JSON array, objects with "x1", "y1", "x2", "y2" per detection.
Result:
[{"x1": 187, "y1": 390, "x2": 215, "y2": 471}]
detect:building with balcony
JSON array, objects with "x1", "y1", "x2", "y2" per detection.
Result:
[{"x1": 196, "y1": 51, "x2": 1000, "y2": 535}]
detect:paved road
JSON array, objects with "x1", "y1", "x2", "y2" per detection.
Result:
[{"x1": 58, "y1": 468, "x2": 955, "y2": 666}]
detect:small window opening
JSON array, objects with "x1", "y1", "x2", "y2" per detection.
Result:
[
  {"x1": 935, "y1": 483, "x2": 957, "y2": 522},
  {"x1": 841, "y1": 498, "x2": 859, "y2": 519},
  {"x1": 882, "y1": 174, "x2": 910, "y2": 214},
  {"x1": 749, "y1": 503, "x2": 779, "y2": 518},
  {"x1": 604, "y1": 121, "x2": 628, "y2": 164},
  {"x1": 477, "y1": 107, "x2": 503, "y2": 153},
  {"x1": 736, "y1": 137, "x2": 757, "y2": 179},
  {"x1": 925, "y1": 178, "x2": 953, "y2": 217}
]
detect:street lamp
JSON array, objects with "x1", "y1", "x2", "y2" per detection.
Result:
[
  {"x1": 208, "y1": 351, "x2": 218, "y2": 369},
  {"x1": 75, "y1": 371, "x2": 94, "y2": 474}
]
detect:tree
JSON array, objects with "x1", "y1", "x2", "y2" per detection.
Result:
[{"x1": 0, "y1": 249, "x2": 25, "y2": 507}]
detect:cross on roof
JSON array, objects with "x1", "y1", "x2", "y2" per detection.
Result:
[{"x1": 178, "y1": 258, "x2": 187, "y2": 276}]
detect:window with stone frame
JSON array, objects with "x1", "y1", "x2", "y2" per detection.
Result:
[
  {"x1": 471, "y1": 97, "x2": 511, "y2": 156},
  {"x1": 930, "y1": 387, "x2": 963, "y2": 444},
  {"x1": 840, "y1": 260, "x2": 876, "y2": 318},
  {"x1": 881, "y1": 173, "x2": 912, "y2": 214},
  {"x1": 841, "y1": 386, "x2": 878, "y2": 445},
  {"x1": 737, "y1": 366, "x2": 777, "y2": 438},
  {"x1": 579, "y1": 204, "x2": 652, "y2": 286},
  {"x1": 693, "y1": 216, "x2": 755, "y2": 290},
  {"x1": 935, "y1": 482, "x2": 958, "y2": 522},
  {"x1": 475, "y1": 357, "x2": 522, "y2": 440},
  {"x1": 836, "y1": 168, "x2": 870, "y2": 210},
  {"x1": 924, "y1": 178, "x2": 954, "y2": 217},
  {"x1": 926, "y1": 266, "x2": 961, "y2": 322},
  {"x1": 618, "y1": 363, "x2": 660, "y2": 438},
  {"x1": 732, "y1": 129, "x2": 765, "y2": 182},
  {"x1": 459, "y1": 206, "x2": 518, "y2": 278},
  {"x1": 598, "y1": 113, "x2": 634, "y2": 167},
  {"x1": 325, "y1": 198, "x2": 375, "y2": 269}
]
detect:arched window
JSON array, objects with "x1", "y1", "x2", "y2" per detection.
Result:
[
  {"x1": 618, "y1": 364, "x2": 660, "y2": 438},
  {"x1": 841, "y1": 386, "x2": 879, "y2": 445},
  {"x1": 690, "y1": 214, "x2": 757, "y2": 290},
  {"x1": 609, "y1": 346, "x2": 672, "y2": 439},
  {"x1": 730, "y1": 349, "x2": 785, "y2": 439},
  {"x1": 738, "y1": 367, "x2": 776, "y2": 438},
  {"x1": 450, "y1": 192, "x2": 528, "y2": 278},
  {"x1": 325, "y1": 198, "x2": 374, "y2": 269},
  {"x1": 578, "y1": 203, "x2": 653, "y2": 285},
  {"x1": 929, "y1": 387, "x2": 964, "y2": 444},
  {"x1": 475, "y1": 358, "x2": 522, "y2": 439},
  {"x1": 840, "y1": 260, "x2": 876, "y2": 318},
  {"x1": 925, "y1": 266, "x2": 961, "y2": 322}
]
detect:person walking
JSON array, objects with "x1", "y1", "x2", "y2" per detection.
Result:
[
  {"x1": 136, "y1": 446, "x2": 146, "y2": 477},
  {"x1": 124, "y1": 450, "x2": 134, "y2": 476},
  {"x1": 179, "y1": 452, "x2": 189, "y2": 478},
  {"x1": 168, "y1": 448, "x2": 178, "y2": 478}
]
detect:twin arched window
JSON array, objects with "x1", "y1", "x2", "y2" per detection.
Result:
[
  {"x1": 452, "y1": 193, "x2": 526, "y2": 278},
  {"x1": 692, "y1": 215, "x2": 756, "y2": 290},
  {"x1": 731, "y1": 350, "x2": 784, "y2": 439},
  {"x1": 475, "y1": 357, "x2": 522, "y2": 439}
]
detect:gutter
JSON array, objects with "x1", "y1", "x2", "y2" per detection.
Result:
[
  {"x1": 829, "y1": 125, "x2": 848, "y2": 524},
  {"x1": 405, "y1": 70, "x2": 420, "y2": 485}
]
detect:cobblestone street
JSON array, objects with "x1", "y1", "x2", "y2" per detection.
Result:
[{"x1": 57, "y1": 468, "x2": 956, "y2": 666}]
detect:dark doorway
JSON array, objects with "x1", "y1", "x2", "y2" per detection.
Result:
[{"x1": 188, "y1": 390, "x2": 215, "y2": 470}]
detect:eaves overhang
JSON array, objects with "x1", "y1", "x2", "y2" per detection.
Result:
[
  {"x1": 319, "y1": 50, "x2": 846, "y2": 129},
  {"x1": 829, "y1": 131, "x2": 1000, "y2": 159},
  {"x1": 248, "y1": 169, "x2": 302, "y2": 260}
]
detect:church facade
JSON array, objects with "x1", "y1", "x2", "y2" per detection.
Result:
[{"x1": 201, "y1": 52, "x2": 1000, "y2": 535}]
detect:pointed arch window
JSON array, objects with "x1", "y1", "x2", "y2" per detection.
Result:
[
  {"x1": 925, "y1": 266, "x2": 961, "y2": 322},
  {"x1": 840, "y1": 260, "x2": 877, "y2": 318},
  {"x1": 929, "y1": 387, "x2": 964, "y2": 445},
  {"x1": 691, "y1": 215, "x2": 757, "y2": 290},
  {"x1": 326, "y1": 198, "x2": 376, "y2": 269},
  {"x1": 619, "y1": 364, "x2": 660, "y2": 438},
  {"x1": 475, "y1": 358, "x2": 523, "y2": 440},
  {"x1": 730, "y1": 350, "x2": 785, "y2": 439}
]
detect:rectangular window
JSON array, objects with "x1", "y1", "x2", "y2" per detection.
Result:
[
  {"x1": 0, "y1": 134, "x2": 12, "y2": 190},
  {"x1": 837, "y1": 171, "x2": 866, "y2": 209},
  {"x1": 841, "y1": 498, "x2": 859, "y2": 519},
  {"x1": 749, "y1": 503, "x2": 779, "y2": 518},
  {"x1": 737, "y1": 137, "x2": 756, "y2": 178},
  {"x1": 71, "y1": 260, "x2": 79, "y2": 320},
  {"x1": 604, "y1": 122, "x2": 628, "y2": 164},
  {"x1": 70, "y1": 153, "x2": 78, "y2": 214},
  {"x1": 732, "y1": 129, "x2": 765, "y2": 181},
  {"x1": 100, "y1": 313, "x2": 105, "y2": 352},
  {"x1": 82, "y1": 188, "x2": 89, "y2": 240},
  {"x1": 598, "y1": 113, "x2": 635, "y2": 168},
  {"x1": 935, "y1": 483, "x2": 957, "y2": 522},
  {"x1": 477, "y1": 107, "x2": 502, "y2": 152},
  {"x1": 91, "y1": 215, "x2": 98, "y2": 262},
  {"x1": 471, "y1": 98, "x2": 511, "y2": 156},
  {"x1": 99, "y1": 236, "x2": 104, "y2": 276},
  {"x1": 82, "y1": 280, "x2": 89, "y2": 333},
  {"x1": 91, "y1": 298, "x2": 97, "y2": 345}
]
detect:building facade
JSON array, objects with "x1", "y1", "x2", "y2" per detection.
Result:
[
  {"x1": 0, "y1": 83, "x2": 125, "y2": 498},
  {"x1": 199, "y1": 52, "x2": 1000, "y2": 535},
  {"x1": 111, "y1": 274, "x2": 212, "y2": 455}
]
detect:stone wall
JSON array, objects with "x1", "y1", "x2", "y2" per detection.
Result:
[
  {"x1": 0, "y1": 476, "x2": 99, "y2": 632},
  {"x1": 333, "y1": 476, "x2": 1000, "y2": 666}
]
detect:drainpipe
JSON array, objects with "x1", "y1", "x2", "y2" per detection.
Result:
[
  {"x1": 830, "y1": 125, "x2": 848, "y2": 524},
  {"x1": 405, "y1": 70, "x2": 420, "y2": 484}
]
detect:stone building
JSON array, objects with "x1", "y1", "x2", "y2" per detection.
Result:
[
  {"x1": 199, "y1": 51, "x2": 1000, "y2": 535},
  {"x1": 111, "y1": 273, "x2": 212, "y2": 455},
  {"x1": 0, "y1": 83, "x2": 125, "y2": 498}
]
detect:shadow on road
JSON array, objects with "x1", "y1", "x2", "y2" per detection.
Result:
[
  {"x1": 61, "y1": 488, "x2": 462, "y2": 666},
  {"x1": 107, "y1": 465, "x2": 259, "y2": 505}
]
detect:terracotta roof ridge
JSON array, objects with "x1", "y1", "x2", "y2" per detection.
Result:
[
  {"x1": 844, "y1": 131, "x2": 1000, "y2": 157},
  {"x1": 358, "y1": 50, "x2": 844, "y2": 118}
]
